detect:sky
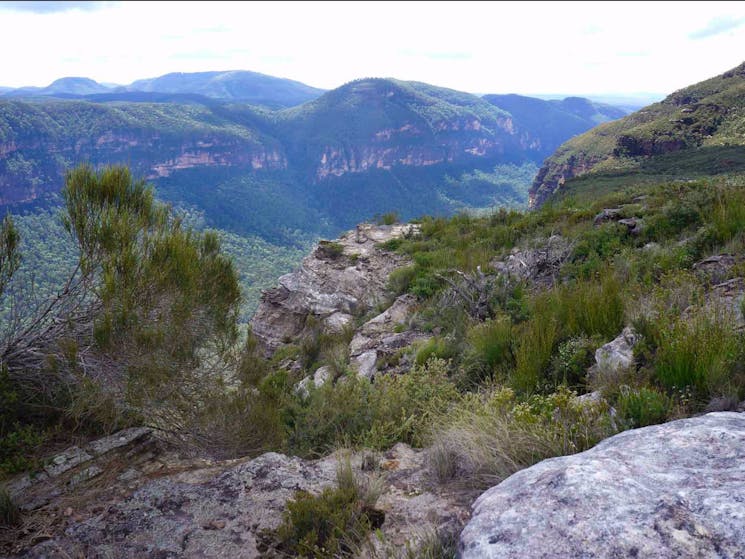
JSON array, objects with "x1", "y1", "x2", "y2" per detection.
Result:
[{"x1": 1, "y1": 0, "x2": 744, "y2": 101}]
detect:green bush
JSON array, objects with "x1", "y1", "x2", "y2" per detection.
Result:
[
  {"x1": 460, "y1": 316, "x2": 514, "y2": 386},
  {"x1": 317, "y1": 240, "x2": 345, "y2": 259},
  {"x1": 511, "y1": 303, "x2": 560, "y2": 394},
  {"x1": 415, "y1": 337, "x2": 456, "y2": 367},
  {"x1": 551, "y1": 336, "x2": 599, "y2": 388},
  {"x1": 615, "y1": 386, "x2": 671, "y2": 428},
  {"x1": 285, "y1": 359, "x2": 458, "y2": 456},
  {"x1": 386, "y1": 265, "x2": 417, "y2": 296},
  {"x1": 0, "y1": 367, "x2": 46, "y2": 476},
  {"x1": 377, "y1": 211, "x2": 400, "y2": 226},
  {"x1": 275, "y1": 460, "x2": 383, "y2": 558}
]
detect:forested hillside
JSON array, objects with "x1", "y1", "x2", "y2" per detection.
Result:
[
  {"x1": 531, "y1": 61, "x2": 745, "y2": 207},
  {"x1": 0, "y1": 75, "x2": 626, "y2": 316}
]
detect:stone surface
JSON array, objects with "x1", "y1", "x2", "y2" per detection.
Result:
[
  {"x1": 349, "y1": 294, "x2": 429, "y2": 378},
  {"x1": 295, "y1": 365, "x2": 332, "y2": 398},
  {"x1": 692, "y1": 253, "x2": 738, "y2": 284},
  {"x1": 593, "y1": 326, "x2": 639, "y2": 383},
  {"x1": 14, "y1": 443, "x2": 470, "y2": 559},
  {"x1": 460, "y1": 412, "x2": 745, "y2": 559},
  {"x1": 593, "y1": 207, "x2": 623, "y2": 225},
  {"x1": 685, "y1": 277, "x2": 745, "y2": 331},
  {"x1": 354, "y1": 349, "x2": 379, "y2": 379},
  {"x1": 250, "y1": 223, "x2": 416, "y2": 356}
]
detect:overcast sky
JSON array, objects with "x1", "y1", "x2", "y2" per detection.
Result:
[{"x1": 1, "y1": 0, "x2": 744, "y2": 100}]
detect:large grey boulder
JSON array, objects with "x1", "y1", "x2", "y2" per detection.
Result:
[
  {"x1": 350, "y1": 294, "x2": 429, "y2": 379},
  {"x1": 593, "y1": 326, "x2": 639, "y2": 383},
  {"x1": 459, "y1": 412, "x2": 745, "y2": 558}
]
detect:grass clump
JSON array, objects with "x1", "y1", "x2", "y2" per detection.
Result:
[
  {"x1": 652, "y1": 308, "x2": 743, "y2": 405},
  {"x1": 615, "y1": 386, "x2": 672, "y2": 428},
  {"x1": 275, "y1": 459, "x2": 384, "y2": 558},
  {"x1": 0, "y1": 487, "x2": 20, "y2": 527},
  {"x1": 428, "y1": 386, "x2": 616, "y2": 489}
]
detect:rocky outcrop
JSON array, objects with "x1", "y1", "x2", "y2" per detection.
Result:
[
  {"x1": 250, "y1": 223, "x2": 416, "y2": 356},
  {"x1": 529, "y1": 61, "x2": 745, "y2": 209},
  {"x1": 10, "y1": 437, "x2": 469, "y2": 558},
  {"x1": 459, "y1": 412, "x2": 745, "y2": 558},
  {"x1": 314, "y1": 133, "x2": 509, "y2": 181},
  {"x1": 0, "y1": 130, "x2": 287, "y2": 206},
  {"x1": 491, "y1": 235, "x2": 570, "y2": 289},
  {"x1": 683, "y1": 276, "x2": 745, "y2": 331},
  {"x1": 528, "y1": 151, "x2": 603, "y2": 209},
  {"x1": 692, "y1": 253, "x2": 739, "y2": 284},
  {"x1": 349, "y1": 294, "x2": 430, "y2": 379}
]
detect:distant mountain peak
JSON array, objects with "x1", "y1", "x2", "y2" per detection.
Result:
[{"x1": 126, "y1": 70, "x2": 325, "y2": 109}]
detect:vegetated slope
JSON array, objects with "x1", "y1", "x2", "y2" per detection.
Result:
[
  {"x1": 483, "y1": 94, "x2": 626, "y2": 158},
  {"x1": 530, "y1": 61, "x2": 745, "y2": 208},
  {"x1": 127, "y1": 70, "x2": 326, "y2": 109}
]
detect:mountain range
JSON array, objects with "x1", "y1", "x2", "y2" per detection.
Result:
[
  {"x1": 0, "y1": 72, "x2": 628, "y2": 235},
  {"x1": 0, "y1": 69, "x2": 630, "y2": 316}
]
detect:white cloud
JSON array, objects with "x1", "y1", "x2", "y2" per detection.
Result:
[{"x1": 1, "y1": 0, "x2": 744, "y2": 97}]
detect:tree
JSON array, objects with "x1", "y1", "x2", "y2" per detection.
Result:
[{"x1": 0, "y1": 165, "x2": 243, "y2": 433}]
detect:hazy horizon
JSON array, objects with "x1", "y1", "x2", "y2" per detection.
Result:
[{"x1": 1, "y1": 1, "x2": 743, "y2": 100}]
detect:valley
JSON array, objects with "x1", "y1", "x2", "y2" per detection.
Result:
[{"x1": 4, "y1": 56, "x2": 745, "y2": 559}]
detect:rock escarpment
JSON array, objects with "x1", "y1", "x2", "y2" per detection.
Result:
[{"x1": 459, "y1": 412, "x2": 745, "y2": 558}]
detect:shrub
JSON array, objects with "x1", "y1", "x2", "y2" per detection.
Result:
[
  {"x1": 317, "y1": 240, "x2": 345, "y2": 259},
  {"x1": 460, "y1": 316, "x2": 514, "y2": 387},
  {"x1": 615, "y1": 386, "x2": 671, "y2": 428},
  {"x1": 386, "y1": 265, "x2": 417, "y2": 297},
  {"x1": 377, "y1": 212, "x2": 400, "y2": 226},
  {"x1": 511, "y1": 305, "x2": 560, "y2": 394},
  {"x1": 285, "y1": 359, "x2": 458, "y2": 456},
  {"x1": 275, "y1": 459, "x2": 384, "y2": 558},
  {"x1": 551, "y1": 336, "x2": 599, "y2": 388},
  {"x1": 0, "y1": 366, "x2": 46, "y2": 476},
  {"x1": 415, "y1": 337, "x2": 456, "y2": 367}
]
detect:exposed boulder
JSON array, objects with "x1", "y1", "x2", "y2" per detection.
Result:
[
  {"x1": 692, "y1": 254, "x2": 739, "y2": 284},
  {"x1": 592, "y1": 326, "x2": 639, "y2": 384},
  {"x1": 682, "y1": 277, "x2": 745, "y2": 331},
  {"x1": 618, "y1": 217, "x2": 643, "y2": 235},
  {"x1": 459, "y1": 412, "x2": 745, "y2": 558},
  {"x1": 593, "y1": 207, "x2": 623, "y2": 225},
  {"x1": 250, "y1": 223, "x2": 416, "y2": 356},
  {"x1": 295, "y1": 365, "x2": 332, "y2": 398}
]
